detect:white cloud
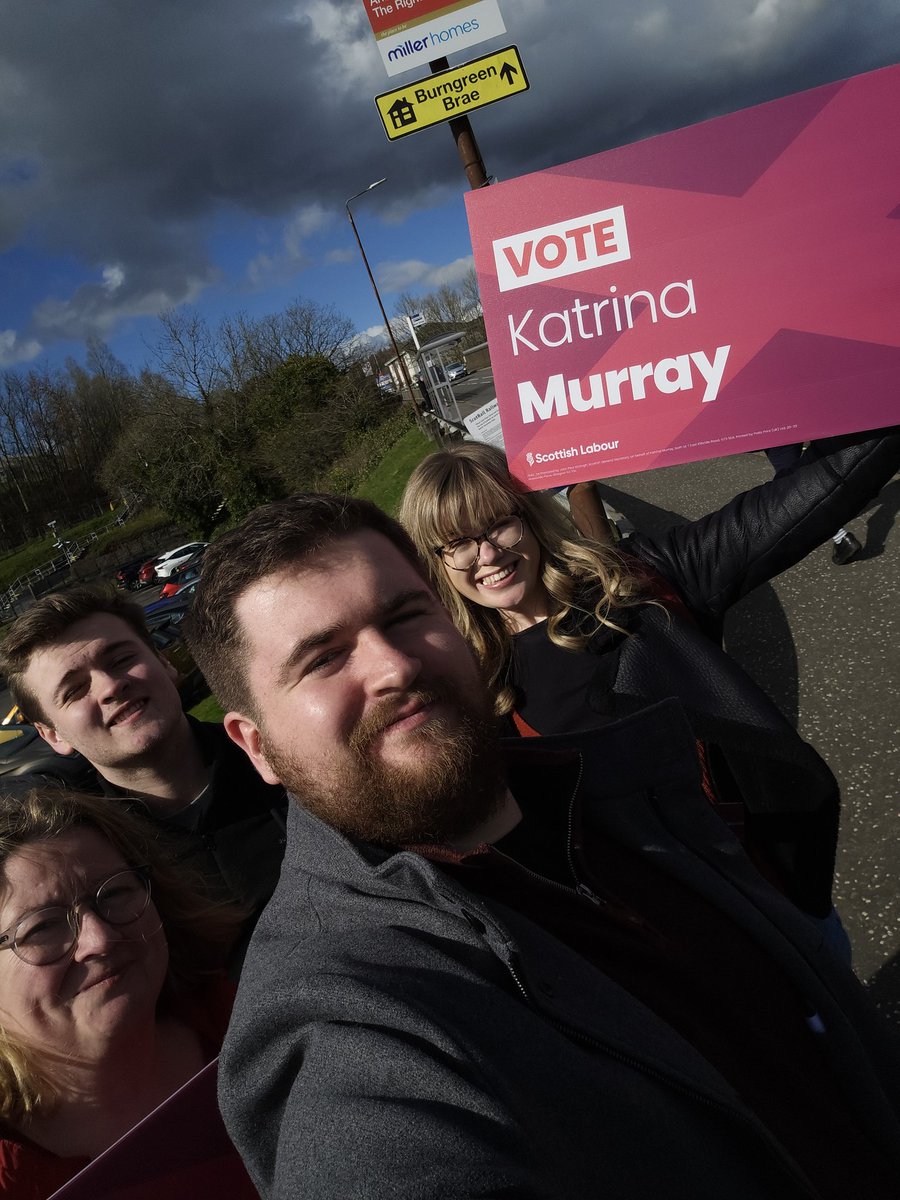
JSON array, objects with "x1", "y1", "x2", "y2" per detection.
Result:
[
  {"x1": 359, "y1": 324, "x2": 390, "y2": 345},
  {"x1": 0, "y1": 329, "x2": 42, "y2": 367},
  {"x1": 32, "y1": 273, "x2": 210, "y2": 340},
  {"x1": 324, "y1": 246, "x2": 356, "y2": 265},
  {"x1": 246, "y1": 202, "x2": 337, "y2": 285},
  {"x1": 102, "y1": 263, "x2": 125, "y2": 292},
  {"x1": 378, "y1": 255, "x2": 474, "y2": 293},
  {"x1": 428, "y1": 256, "x2": 475, "y2": 288},
  {"x1": 284, "y1": 203, "x2": 331, "y2": 250}
]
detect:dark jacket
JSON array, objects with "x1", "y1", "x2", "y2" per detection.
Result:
[
  {"x1": 517, "y1": 428, "x2": 900, "y2": 916},
  {"x1": 102, "y1": 716, "x2": 288, "y2": 918},
  {"x1": 219, "y1": 703, "x2": 900, "y2": 1200}
]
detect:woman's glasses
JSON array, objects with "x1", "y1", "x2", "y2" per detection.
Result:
[
  {"x1": 435, "y1": 514, "x2": 525, "y2": 571},
  {"x1": 0, "y1": 867, "x2": 152, "y2": 966}
]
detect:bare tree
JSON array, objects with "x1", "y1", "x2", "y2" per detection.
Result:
[
  {"x1": 460, "y1": 267, "x2": 483, "y2": 318},
  {"x1": 150, "y1": 308, "x2": 227, "y2": 405}
]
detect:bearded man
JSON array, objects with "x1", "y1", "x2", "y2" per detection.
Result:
[{"x1": 186, "y1": 493, "x2": 900, "y2": 1200}]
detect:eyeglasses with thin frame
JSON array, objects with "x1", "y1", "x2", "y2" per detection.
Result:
[
  {"x1": 435, "y1": 514, "x2": 525, "y2": 571},
  {"x1": 0, "y1": 866, "x2": 153, "y2": 966}
]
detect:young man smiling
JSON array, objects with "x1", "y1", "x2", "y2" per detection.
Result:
[
  {"x1": 185, "y1": 493, "x2": 900, "y2": 1200},
  {"x1": 1, "y1": 588, "x2": 288, "y2": 925}
]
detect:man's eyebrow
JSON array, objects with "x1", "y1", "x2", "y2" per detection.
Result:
[
  {"x1": 276, "y1": 627, "x2": 341, "y2": 688},
  {"x1": 381, "y1": 587, "x2": 435, "y2": 617},
  {"x1": 275, "y1": 587, "x2": 435, "y2": 687}
]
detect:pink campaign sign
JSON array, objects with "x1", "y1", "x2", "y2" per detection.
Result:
[{"x1": 465, "y1": 64, "x2": 900, "y2": 489}]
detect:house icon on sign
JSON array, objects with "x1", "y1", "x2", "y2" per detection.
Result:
[{"x1": 388, "y1": 97, "x2": 417, "y2": 129}]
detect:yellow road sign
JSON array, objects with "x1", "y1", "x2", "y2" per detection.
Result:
[{"x1": 375, "y1": 46, "x2": 528, "y2": 141}]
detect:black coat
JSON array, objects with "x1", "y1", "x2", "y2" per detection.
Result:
[
  {"x1": 512, "y1": 429, "x2": 900, "y2": 916},
  {"x1": 101, "y1": 716, "x2": 288, "y2": 919}
]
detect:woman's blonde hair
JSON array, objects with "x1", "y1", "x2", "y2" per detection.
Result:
[
  {"x1": 0, "y1": 785, "x2": 244, "y2": 1124},
  {"x1": 399, "y1": 442, "x2": 649, "y2": 712}
]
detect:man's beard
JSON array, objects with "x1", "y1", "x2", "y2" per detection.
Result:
[{"x1": 260, "y1": 682, "x2": 507, "y2": 847}]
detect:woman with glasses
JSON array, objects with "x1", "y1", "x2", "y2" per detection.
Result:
[
  {"x1": 0, "y1": 786, "x2": 245, "y2": 1198},
  {"x1": 399, "y1": 433, "x2": 900, "y2": 942}
]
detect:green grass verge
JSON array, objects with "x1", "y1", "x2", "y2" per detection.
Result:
[
  {"x1": 0, "y1": 513, "x2": 118, "y2": 576},
  {"x1": 188, "y1": 693, "x2": 225, "y2": 723},
  {"x1": 0, "y1": 539, "x2": 66, "y2": 588},
  {"x1": 352, "y1": 424, "x2": 434, "y2": 515},
  {"x1": 86, "y1": 509, "x2": 173, "y2": 558}
]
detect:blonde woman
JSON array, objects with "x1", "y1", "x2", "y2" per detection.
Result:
[{"x1": 400, "y1": 431, "x2": 900, "y2": 942}]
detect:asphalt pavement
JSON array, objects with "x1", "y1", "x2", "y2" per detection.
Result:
[{"x1": 447, "y1": 369, "x2": 900, "y2": 1022}]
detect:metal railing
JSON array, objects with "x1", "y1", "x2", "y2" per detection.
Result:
[{"x1": 0, "y1": 505, "x2": 134, "y2": 616}]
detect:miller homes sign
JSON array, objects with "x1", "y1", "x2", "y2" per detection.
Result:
[
  {"x1": 363, "y1": 0, "x2": 506, "y2": 78},
  {"x1": 465, "y1": 64, "x2": 900, "y2": 489}
]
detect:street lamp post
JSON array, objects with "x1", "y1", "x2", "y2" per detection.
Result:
[{"x1": 345, "y1": 179, "x2": 420, "y2": 415}]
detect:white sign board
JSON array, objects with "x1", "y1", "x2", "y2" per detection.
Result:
[
  {"x1": 364, "y1": 0, "x2": 506, "y2": 78},
  {"x1": 463, "y1": 397, "x2": 506, "y2": 450}
]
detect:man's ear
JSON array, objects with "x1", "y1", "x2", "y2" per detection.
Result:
[
  {"x1": 223, "y1": 712, "x2": 282, "y2": 785},
  {"x1": 34, "y1": 722, "x2": 76, "y2": 758}
]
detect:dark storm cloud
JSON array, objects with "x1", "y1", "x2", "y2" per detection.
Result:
[
  {"x1": 1, "y1": 0, "x2": 898, "y2": 352},
  {"x1": 464, "y1": 0, "x2": 900, "y2": 182}
]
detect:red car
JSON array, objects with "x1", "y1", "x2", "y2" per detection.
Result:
[
  {"x1": 138, "y1": 558, "x2": 159, "y2": 585},
  {"x1": 159, "y1": 563, "x2": 202, "y2": 599}
]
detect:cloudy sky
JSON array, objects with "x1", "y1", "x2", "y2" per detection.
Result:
[{"x1": 1, "y1": 0, "x2": 898, "y2": 373}]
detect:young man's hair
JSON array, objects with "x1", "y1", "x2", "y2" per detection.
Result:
[
  {"x1": 185, "y1": 493, "x2": 427, "y2": 719},
  {"x1": 1, "y1": 586, "x2": 156, "y2": 725}
]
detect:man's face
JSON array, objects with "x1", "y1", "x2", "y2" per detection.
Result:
[
  {"x1": 224, "y1": 530, "x2": 505, "y2": 846},
  {"x1": 21, "y1": 613, "x2": 184, "y2": 771}
]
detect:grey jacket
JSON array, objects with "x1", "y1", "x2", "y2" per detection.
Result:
[{"x1": 219, "y1": 701, "x2": 900, "y2": 1199}]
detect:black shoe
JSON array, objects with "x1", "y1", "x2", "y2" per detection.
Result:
[{"x1": 832, "y1": 532, "x2": 862, "y2": 565}]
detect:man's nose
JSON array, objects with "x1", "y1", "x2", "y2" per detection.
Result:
[
  {"x1": 96, "y1": 667, "x2": 126, "y2": 704},
  {"x1": 361, "y1": 630, "x2": 421, "y2": 694}
]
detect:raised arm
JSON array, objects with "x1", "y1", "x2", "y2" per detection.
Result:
[{"x1": 626, "y1": 427, "x2": 900, "y2": 620}]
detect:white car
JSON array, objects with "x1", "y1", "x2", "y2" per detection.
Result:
[{"x1": 152, "y1": 541, "x2": 208, "y2": 579}]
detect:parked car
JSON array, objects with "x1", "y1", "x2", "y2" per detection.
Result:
[
  {"x1": 115, "y1": 556, "x2": 153, "y2": 591},
  {"x1": 152, "y1": 541, "x2": 209, "y2": 580},
  {"x1": 445, "y1": 361, "x2": 468, "y2": 382},
  {"x1": 138, "y1": 557, "x2": 159, "y2": 585},
  {"x1": 168, "y1": 544, "x2": 207, "y2": 577},
  {"x1": 143, "y1": 578, "x2": 200, "y2": 619},
  {"x1": 159, "y1": 563, "x2": 203, "y2": 600}
]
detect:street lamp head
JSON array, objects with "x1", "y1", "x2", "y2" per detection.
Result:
[{"x1": 347, "y1": 178, "x2": 387, "y2": 210}]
